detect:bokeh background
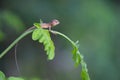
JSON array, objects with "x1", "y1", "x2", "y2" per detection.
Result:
[{"x1": 0, "y1": 0, "x2": 120, "y2": 80}]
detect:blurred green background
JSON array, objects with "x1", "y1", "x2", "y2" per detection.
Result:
[{"x1": 0, "y1": 0, "x2": 120, "y2": 80}]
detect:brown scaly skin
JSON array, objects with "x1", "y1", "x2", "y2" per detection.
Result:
[{"x1": 40, "y1": 19, "x2": 60, "y2": 30}]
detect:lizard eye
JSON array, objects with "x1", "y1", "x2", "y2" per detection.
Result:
[{"x1": 51, "y1": 19, "x2": 60, "y2": 26}]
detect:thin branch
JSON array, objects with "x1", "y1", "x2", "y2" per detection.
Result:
[
  {"x1": 50, "y1": 30, "x2": 76, "y2": 46},
  {"x1": 0, "y1": 29, "x2": 34, "y2": 59}
]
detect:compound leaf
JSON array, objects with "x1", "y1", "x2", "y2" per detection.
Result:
[
  {"x1": 32, "y1": 26, "x2": 55, "y2": 60},
  {"x1": 50, "y1": 30, "x2": 90, "y2": 80}
]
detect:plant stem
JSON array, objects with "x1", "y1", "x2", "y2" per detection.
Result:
[
  {"x1": 50, "y1": 30, "x2": 90, "y2": 80},
  {"x1": 50, "y1": 30, "x2": 76, "y2": 46},
  {"x1": 0, "y1": 29, "x2": 34, "y2": 59}
]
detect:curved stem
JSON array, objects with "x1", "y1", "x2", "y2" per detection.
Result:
[
  {"x1": 50, "y1": 30, "x2": 76, "y2": 47},
  {"x1": 0, "y1": 29, "x2": 34, "y2": 59},
  {"x1": 50, "y1": 30, "x2": 90, "y2": 80}
]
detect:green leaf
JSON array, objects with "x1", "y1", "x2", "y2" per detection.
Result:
[
  {"x1": 80, "y1": 60, "x2": 90, "y2": 80},
  {"x1": 0, "y1": 71, "x2": 6, "y2": 80},
  {"x1": 32, "y1": 29, "x2": 42, "y2": 40},
  {"x1": 81, "y1": 69, "x2": 90, "y2": 80},
  {"x1": 49, "y1": 30, "x2": 90, "y2": 80},
  {"x1": 33, "y1": 23, "x2": 41, "y2": 28},
  {"x1": 46, "y1": 40, "x2": 55, "y2": 60},
  {"x1": 72, "y1": 45, "x2": 81, "y2": 66},
  {"x1": 8, "y1": 77, "x2": 24, "y2": 80},
  {"x1": 32, "y1": 27, "x2": 55, "y2": 60}
]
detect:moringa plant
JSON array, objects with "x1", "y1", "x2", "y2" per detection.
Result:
[{"x1": 0, "y1": 19, "x2": 90, "y2": 80}]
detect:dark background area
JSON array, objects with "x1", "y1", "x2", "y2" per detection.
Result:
[{"x1": 0, "y1": 0, "x2": 120, "y2": 80}]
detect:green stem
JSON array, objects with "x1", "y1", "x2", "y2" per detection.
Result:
[
  {"x1": 50, "y1": 30, "x2": 76, "y2": 46},
  {"x1": 0, "y1": 29, "x2": 34, "y2": 59},
  {"x1": 50, "y1": 30, "x2": 90, "y2": 80}
]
